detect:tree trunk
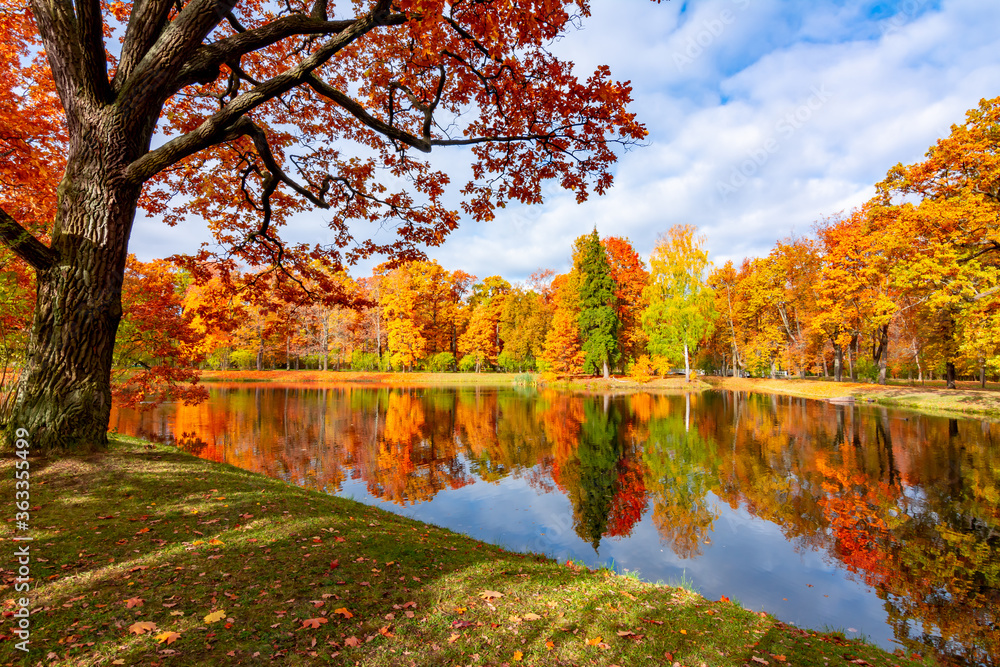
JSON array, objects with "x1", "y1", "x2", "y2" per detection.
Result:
[
  {"x1": 602, "y1": 359, "x2": 609, "y2": 379},
  {"x1": 321, "y1": 313, "x2": 330, "y2": 371},
  {"x1": 683, "y1": 343, "x2": 690, "y2": 382},
  {"x1": 876, "y1": 325, "x2": 888, "y2": 385},
  {"x1": 833, "y1": 342, "x2": 843, "y2": 382},
  {"x1": 980, "y1": 363, "x2": 986, "y2": 389},
  {"x1": 7, "y1": 130, "x2": 144, "y2": 452},
  {"x1": 946, "y1": 361, "x2": 957, "y2": 389}
]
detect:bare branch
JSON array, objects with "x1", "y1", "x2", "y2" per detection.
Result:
[{"x1": 0, "y1": 207, "x2": 59, "y2": 271}]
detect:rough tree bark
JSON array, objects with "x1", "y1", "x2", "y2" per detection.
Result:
[{"x1": 10, "y1": 102, "x2": 154, "y2": 451}]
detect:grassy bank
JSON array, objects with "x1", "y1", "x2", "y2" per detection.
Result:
[
  {"x1": 197, "y1": 369, "x2": 709, "y2": 394},
  {"x1": 0, "y1": 437, "x2": 927, "y2": 667},
  {"x1": 706, "y1": 376, "x2": 1000, "y2": 421}
]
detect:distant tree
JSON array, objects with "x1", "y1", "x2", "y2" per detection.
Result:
[
  {"x1": 540, "y1": 272, "x2": 584, "y2": 374},
  {"x1": 576, "y1": 230, "x2": 619, "y2": 378},
  {"x1": 643, "y1": 225, "x2": 714, "y2": 380}
]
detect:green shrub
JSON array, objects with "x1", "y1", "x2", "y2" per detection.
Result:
[
  {"x1": 351, "y1": 351, "x2": 380, "y2": 371},
  {"x1": 230, "y1": 349, "x2": 256, "y2": 370},
  {"x1": 426, "y1": 352, "x2": 456, "y2": 372}
]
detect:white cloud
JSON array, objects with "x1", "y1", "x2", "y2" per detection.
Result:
[{"x1": 131, "y1": 0, "x2": 1000, "y2": 286}]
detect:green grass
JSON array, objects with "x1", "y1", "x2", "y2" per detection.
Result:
[{"x1": 1, "y1": 436, "x2": 933, "y2": 666}]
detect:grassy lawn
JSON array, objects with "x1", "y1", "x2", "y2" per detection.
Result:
[
  {"x1": 705, "y1": 376, "x2": 1000, "y2": 420},
  {"x1": 0, "y1": 437, "x2": 930, "y2": 666}
]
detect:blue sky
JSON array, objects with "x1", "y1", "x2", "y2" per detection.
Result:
[{"x1": 129, "y1": 0, "x2": 1000, "y2": 283}]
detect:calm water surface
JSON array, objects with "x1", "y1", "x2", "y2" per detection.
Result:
[{"x1": 111, "y1": 384, "x2": 1000, "y2": 665}]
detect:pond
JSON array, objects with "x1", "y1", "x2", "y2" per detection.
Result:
[{"x1": 110, "y1": 383, "x2": 1000, "y2": 665}]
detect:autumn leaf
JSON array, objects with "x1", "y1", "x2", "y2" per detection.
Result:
[
  {"x1": 301, "y1": 618, "x2": 328, "y2": 629},
  {"x1": 546, "y1": 640, "x2": 555, "y2": 650},
  {"x1": 155, "y1": 631, "x2": 181, "y2": 645},
  {"x1": 478, "y1": 590, "x2": 503, "y2": 600},
  {"x1": 124, "y1": 597, "x2": 143, "y2": 609},
  {"x1": 586, "y1": 636, "x2": 602, "y2": 646},
  {"x1": 128, "y1": 621, "x2": 157, "y2": 635},
  {"x1": 447, "y1": 632, "x2": 460, "y2": 644},
  {"x1": 720, "y1": 595, "x2": 730, "y2": 603},
  {"x1": 513, "y1": 650, "x2": 523, "y2": 661},
  {"x1": 334, "y1": 607, "x2": 353, "y2": 619},
  {"x1": 523, "y1": 613, "x2": 542, "y2": 621},
  {"x1": 344, "y1": 636, "x2": 360, "y2": 647},
  {"x1": 208, "y1": 538, "x2": 224, "y2": 545},
  {"x1": 204, "y1": 610, "x2": 225, "y2": 623}
]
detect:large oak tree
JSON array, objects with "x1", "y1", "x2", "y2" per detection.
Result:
[{"x1": 0, "y1": 0, "x2": 647, "y2": 451}]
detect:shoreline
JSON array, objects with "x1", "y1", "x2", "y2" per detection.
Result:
[
  {"x1": 196, "y1": 369, "x2": 1000, "y2": 421},
  {"x1": 0, "y1": 436, "x2": 928, "y2": 666}
]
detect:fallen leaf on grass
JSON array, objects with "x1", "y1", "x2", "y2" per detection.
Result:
[
  {"x1": 334, "y1": 607, "x2": 353, "y2": 619},
  {"x1": 208, "y1": 538, "x2": 224, "y2": 545},
  {"x1": 344, "y1": 637, "x2": 360, "y2": 647},
  {"x1": 586, "y1": 637, "x2": 602, "y2": 646},
  {"x1": 720, "y1": 595, "x2": 730, "y2": 603},
  {"x1": 513, "y1": 650, "x2": 523, "y2": 661},
  {"x1": 155, "y1": 631, "x2": 181, "y2": 645},
  {"x1": 479, "y1": 590, "x2": 503, "y2": 600},
  {"x1": 125, "y1": 597, "x2": 143, "y2": 609},
  {"x1": 128, "y1": 621, "x2": 157, "y2": 635},
  {"x1": 751, "y1": 657, "x2": 769, "y2": 665},
  {"x1": 616, "y1": 630, "x2": 636, "y2": 637},
  {"x1": 204, "y1": 610, "x2": 225, "y2": 623},
  {"x1": 523, "y1": 613, "x2": 542, "y2": 621},
  {"x1": 545, "y1": 640, "x2": 554, "y2": 650},
  {"x1": 301, "y1": 618, "x2": 328, "y2": 629},
  {"x1": 448, "y1": 632, "x2": 460, "y2": 643}
]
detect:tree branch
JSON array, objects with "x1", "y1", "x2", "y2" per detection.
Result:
[
  {"x1": 304, "y1": 74, "x2": 431, "y2": 152},
  {"x1": 116, "y1": 0, "x2": 176, "y2": 87},
  {"x1": 0, "y1": 207, "x2": 59, "y2": 271},
  {"x1": 75, "y1": 0, "x2": 111, "y2": 101},
  {"x1": 175, "y1": 14, "x2": 364, "y2": 89},
  {"x1": 125, "y1": 7, "x2": 401, "y2": 183},
  {"x1": 118, "y1": 0, "x2": 241, "y2": 106}
]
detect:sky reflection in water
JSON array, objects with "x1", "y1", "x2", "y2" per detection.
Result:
[{"x1": 111, "y1": 384, "x2": 1000, "y2": 665}]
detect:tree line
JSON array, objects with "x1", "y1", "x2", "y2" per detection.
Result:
[{"x1": 5, "y1": 97, "x2": 1000, "y2": 402}]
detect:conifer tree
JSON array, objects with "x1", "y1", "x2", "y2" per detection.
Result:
[{"x1": 576, "y1": 230, "x2": 620, "y2": 378}]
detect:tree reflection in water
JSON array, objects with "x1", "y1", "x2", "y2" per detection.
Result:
[{"x1": 112, "y1": 384, "x2": 1000, "y2": 666}]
